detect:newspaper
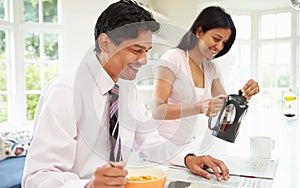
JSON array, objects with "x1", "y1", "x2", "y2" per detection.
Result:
[
  {"x1": 166, "y1": 166, "x2": 273, "y2": 188},
  {"x1": 216, "y1": 155, "x2": 278, "y2": 179},
  {"x1": 165, "y1": 156, "x2": 278, "y2": 188}
]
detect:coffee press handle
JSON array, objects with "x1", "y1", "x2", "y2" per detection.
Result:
[
  {"x1": 208, "y1": 117, "x2": 214, "y2": 130},
  {"x1": 207, "y1": 98, "x2": 227, "y2": 130}
]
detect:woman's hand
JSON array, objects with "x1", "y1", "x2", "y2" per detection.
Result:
[
  {"x1": 84, "y1": 162, "x2": 128, "y2": 188},
  {"x1": 199, "y1": 95, "x2": 227, "y2": 117},
  {"x1": 185, "y1": 154, "x2": 229, "y2": 181},
  {"x1": 241, "y1": 79, "x2": 259, "y2": 100}
]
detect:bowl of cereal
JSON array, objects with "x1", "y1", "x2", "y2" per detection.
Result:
[{"x1": 126, "y1": 166, "x2": 166, "y2": 188}]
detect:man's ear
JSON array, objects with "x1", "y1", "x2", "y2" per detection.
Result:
[{"x1": 97, "y1": 33, "x2": 110, "y2": 52}]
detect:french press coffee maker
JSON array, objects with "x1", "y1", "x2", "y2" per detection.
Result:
[{"x1": 208, "y1": 90, "x2": 248, "y2": 143}]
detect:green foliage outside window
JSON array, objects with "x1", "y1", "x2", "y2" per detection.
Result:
[
  {"x1": 25, "y1": 63, "x2": 59, "y2": 121},
  {"x1": 24, "y1": 0, "x2": 57, "y2": 23},
  {"x1": 0, "y1": 30, "x2": 6, "y2": 59},
  {"x1": 23, "y1": 0, "x2": 39, "y2": 22},
  {"x1": 26, "y1": 64, "x2": 41, "y2": 90},
  {"x1": 25, "y1": 33, "x2": 40, "y2": 60},
  {"x1": 0, "y1": 63, "x2": 7, "y2": 122},
  {"x1": 0, "y1": 0, "x2": 60, "y2": 123},
  {"x1": 44, "y1": 64, "x2": 59, "y2": 85},
  {"x1": 43, "y1": 0, "x2": 57, "y2": 23},
  {"x1": 23, "y1": 0, "x2": 59, "y2": 121},
  {"x1": 0, "y1": 63, "x2": 6, "y2": 91},
  {"x1": 0, "y1": 29, "x2": 7, "y2": 122},
  {"x1": 25, "y1": 31, "x2": 60, "y2": 121},
  {"x1": 0, "y1": 0, "x2": 5, "y2": 20},
  {"x1": 44, "y1": 34, "x2": 58, "y2": 60},
  {"x1": 26, "y1": 94, "x2": 40, "y2": 120},
  {"x1": 0, "y1": 30, "x2": 6, "y2": 91},
  {"x1": 0, "y1": 94, "x2": 7, "y2": 122}
]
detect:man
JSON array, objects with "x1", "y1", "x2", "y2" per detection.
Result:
[{"x1": 22, "y1": 1, "x2": 229, "y2": 187}]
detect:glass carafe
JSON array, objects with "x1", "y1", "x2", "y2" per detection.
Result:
[{"x1": 208, "y1": 90, "x2": 248, "y2": 143}]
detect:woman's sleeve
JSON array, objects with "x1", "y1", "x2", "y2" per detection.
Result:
[{"x1": 152, "y1": 49, "x2": 183, "y2": 75}]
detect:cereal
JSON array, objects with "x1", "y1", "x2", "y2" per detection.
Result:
[{"x1": 128, "y1": 175, "x2": 157, "y2": 181}]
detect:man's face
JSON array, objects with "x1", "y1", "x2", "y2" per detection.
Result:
[{"x1": 104, "y1": 30, "x2": 153, "y2": 81}]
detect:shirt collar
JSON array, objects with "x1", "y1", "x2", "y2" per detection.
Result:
[{"x1": 85, "y1": 48, "x2": 115, "y2": 95}]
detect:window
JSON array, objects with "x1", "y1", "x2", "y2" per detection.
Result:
[
  {"x1": 0, "y1": 29, "x2": 8, "y2": 123},
  {"x1": 23, "y1": 0, "x2": 58, "y2": 23},
  {"x1": 24, "y1": 32, "x2": 60, "y2": 120},
  {"x1": 299, "y1": 11, "x2": 300, "y2": 36},
  {"x1": 231, "y1": 15, "x2": 252, "y2": 80},
  {"x1": 0, "y1": 0, "x2": 7, "y2": 20},
  {"x1": 0, "y1": 0, "x2": 62, "y2": 127},
  {"x1": 216, "y1": 15, "x2": 252, "y2": 93},
  {"x1": 220, "y1": 10, "x2": 298, "y2": 112},
  {"x1": 0, "y1": 0, "x2": 9, "y2": 123},
  {"x1": 259, "y1": 12, "x2": 294, "y2": 110},
  {"x1": 233, "y1": 15, "x2": 252, "y2": 40},
  {"x1": 261, "y1": 13, "x2": 291, "y2": 39}
]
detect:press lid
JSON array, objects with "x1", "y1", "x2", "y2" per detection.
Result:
[{"x1": 228, "y1": 90, "x2": 248, "y2": 106}]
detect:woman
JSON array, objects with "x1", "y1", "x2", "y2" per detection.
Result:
[{"x1": 151, "y1": 6, "x2": 259, "y2": 146}]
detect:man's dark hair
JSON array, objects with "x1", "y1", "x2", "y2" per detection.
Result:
[
  {"x1": 177, "y1": 6, "x2": 236, "y2": 58},
  {"x1": 94, "y1": 0, "x2": 160, "y2": 53}
]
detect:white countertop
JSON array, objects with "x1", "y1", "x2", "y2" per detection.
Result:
[
  {"x1": 189, "y1": 109, "x2": 300, "y2": 188},
  {"x1": 125, "y1": 108, "x2": 300, "y2": 188}
]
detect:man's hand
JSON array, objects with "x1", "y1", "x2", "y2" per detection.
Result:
[
  {"x1": 185, "y1": 154, "x2": 229, "y2": 181},
  {"x1": 85, "y1": 162, "x2": 128, "y2": 188}
]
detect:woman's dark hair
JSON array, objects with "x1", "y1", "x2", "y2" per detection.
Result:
[
  {"x1": 177, "y1": 6, "x2": 236, "y2": 58},
  {"x1": 94, "y1": 0, "x2": 160, "y2": 53}
]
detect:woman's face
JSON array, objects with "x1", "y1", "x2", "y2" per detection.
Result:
[{"x1": 197, "y1": 27, "x2": 232, "y2": 60}]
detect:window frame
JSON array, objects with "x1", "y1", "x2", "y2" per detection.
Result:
[
  {"x1": 219, "y1": 7, "x2": 299, "y2": 112},
  {"x1": 0, "y1": 0, "x2": 62, "y2": 130},
  {"x1": 257, "y1": 8, "x2": 299, "y2": 110}
]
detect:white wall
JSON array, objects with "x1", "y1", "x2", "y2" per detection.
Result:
[
  {"x1": 61, "y1": 0, "x2": 117, "y2": 71},
  {"x1": 151, "y1": 0, "x2": 199, "y2": 29},
  {"x1": 61, "y1": 0, "x2": 196, "y2": 71}
]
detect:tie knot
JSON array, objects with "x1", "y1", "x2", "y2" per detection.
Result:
[
  {"x1": 109, "y1": 84, "x2": 119, "y2": 96},
  {"x1": 109, "y1": 84, "x2": 119, "y2": 110}
]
